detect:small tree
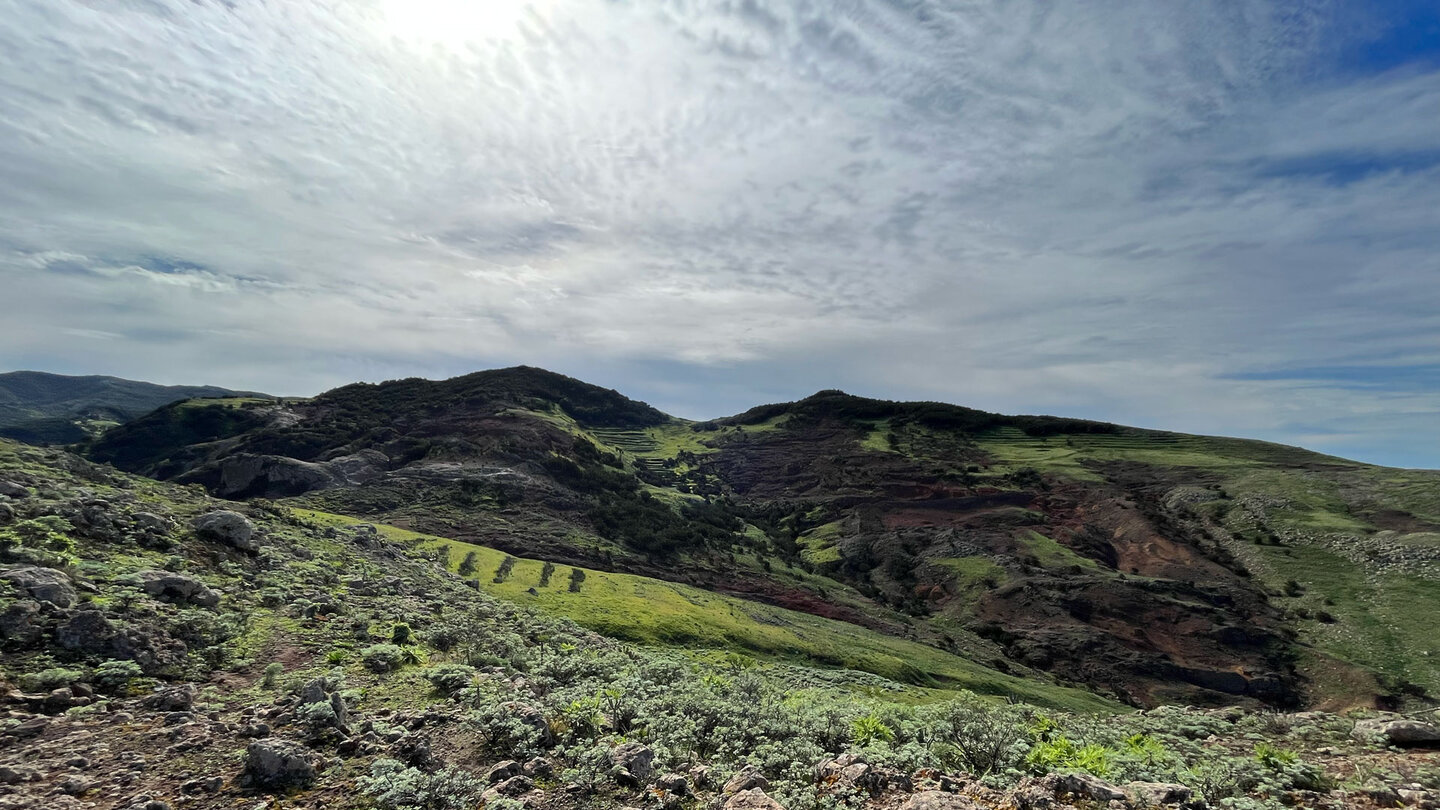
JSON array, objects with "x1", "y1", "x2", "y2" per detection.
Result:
[
  {"x1": 493, "y1": 556, "x2": 517, "y2": 584},
  {"x1": 539, "y1": 561, "x2": 556, "y2": 588},
  {"x1": 568, "y1": 567, "x2": 586, "y2": 593},
  {"x1": 458, "y1": 551, "x2": 479, "y2": 577}
]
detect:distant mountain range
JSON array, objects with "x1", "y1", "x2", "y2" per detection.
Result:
[{"x1": 0, "y1": 370, "x2": 266, "y2": 444}]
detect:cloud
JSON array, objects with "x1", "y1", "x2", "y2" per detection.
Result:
[{"x1": 0, "y1": 0, "x2": 1437, "y2": 466}]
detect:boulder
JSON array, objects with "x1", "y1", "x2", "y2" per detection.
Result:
[
  {"x1": 0, "y1": 481, "x2": 30, "y2": 498},
  {"x1": 0, "y1": 600, "x2": 42, "y2": 645},
  {"x1": 486, "y1": 760, "x2": 523, "y2": 784},
  {"x1": 900, "y1": 792, "x2": 985, "y2": 810},
  {"x1": 610, "y1": 741, "x2": 655, "y2": 786},
  {"x1": 1047, "y1": 772, "x2": 1127, "y2": 802},
  {"x1": 1126, "y1": 782, "x2": 1198, "y2": 807},
  {"x1": 244, "y1": 739, "x2": 318, "y2": 789},
  {"x1": 725, "y1": 788, "x2": 786, "y2": 810},
  {"x1": 0, "y1": 501, "x2": 14, "y2": 524},
  {"x1": 56, "y1": 610, "x2": 117, "y2": 652},
  {"x1": 488, "y1": 775, "x2": 535, "y2": 798},
  {"x1": 1355, "y1": 718, "x2": 1440, "y2": 747},
  {"x1": 193, "y1": 510, "x2": 258, "y2": 553},
  {"x1": 725, "y1": 765, "x2": 770, "y2": 795},
  {"x1": 657, "y1": 772, "x2": 689, "y2": 795},
  {"x1": 133, "y1": 570, "x2": 222, "y2": 608},
  {"x1": 1, "y1": 565, "x2": 77, "y2": 607},
  {"x1": 816, "y1": 753, "x2": 873, "y2": 790}
]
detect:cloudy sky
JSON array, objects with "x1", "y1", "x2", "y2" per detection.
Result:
[{"x1": 1, "y1": 0, "x2": 1437, "y2": 467}]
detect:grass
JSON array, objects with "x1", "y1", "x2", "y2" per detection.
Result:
[
  {"x1": 796, "y1": 521, "x2": 844, "y2": 566},
  {"x1": 1019, "y1": 531, "x2": 1100, "y2": 570},
  {"x1": 931, "y1": 556, "x2": 1008, "y2": 611},
  {"x1": 288, "y1": 508, "x2": 1118, "y2": 712}
]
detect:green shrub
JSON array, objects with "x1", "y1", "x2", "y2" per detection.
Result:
[
  {"x1": 851, "y1": 713, "x2": 895, "y2": 746},
  {"x1": 262, "y1": 662, "x2": 284, "y2": 689},
  {"x1": 358, "y1": 758, "x2": 486, "y2": 810},
  {"x1": 423, "y1": 663, "x2": 477, "y2": 695},
  {"x1": 19, "y1": 667, "x2": 85, "y2": 692},
  {"x1": 326, "y1": 649, "x2": 349, "y2": 665},
  {"x1": 93, "y1": 660, "x2": 144, "y2": 694},
  {"x1": 362, "y1": 644, "x2": 406, "y2": 673},
  {"x1": 0, "y1": 516, "x2": 78, "y2": 567},
  {"x1": 391, "y1": 623, "x2": 413, "y2": 645}
]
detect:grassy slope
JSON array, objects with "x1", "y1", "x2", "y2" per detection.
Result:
[{"x1": 289, "y1": 507, "x2": 1119, "y2": 713}]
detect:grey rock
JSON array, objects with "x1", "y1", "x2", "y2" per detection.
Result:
[
  {"x1": 57, "y1": 774, "x2": 91, "y2": 795},
  {"x1": 658, "y1": 772, "x2": 689, "y2": 795},
  {"x1": 1047, "y1": 771, "x2": 1126, "y2": 802},
  {"x1": 0, "y1": 599, "x2": 43, "y2": 645},
  {"x1": 489, "y1": 775, "x2": 535, "y2": 797},
  {"x1": 133, "y1": 570, "x2": 221, "y2": 608},
  {"x1": 610, "y1": 741, "x2": 655, "y2": 785},
  {"x1": 1125, "y1": 782, "x2": 1197, "y2": 807},
  {"x1": 899, "y1": 792, "x2": 985, "y2": 810},
  {"x1": 141, "y1": 686, "x2": 195, "y2": 712},
  {"x1": 0, "y1": 480, "x2": 30, "y2": 498},
  {"x1": 131, "y1": 512, "x2": 173, "y2": 533},
  {"x1": 487, "y1": 760, "x2": 523, "y2": 784},
  {"x1": 724, "y1": 788, "x2": 786, "y2": 810},
  {"x1": 0, "y1": 765, "x2": 41, "y2": 784},
  {"x1": 56, "y1": 610, "x2": 116, "y2": 652},
  {"x1": 0, "y1": 501, "x2": 14, "y2": 524},
  {"x1": 523, "y1": 758, "x2": 553, "y2": 778},
  {"x1": 1, "y1": 565, "x2": 77, "y2": 607},
  {"x1": 724, "y1": 765, "x2": 770, "y2": 795},
  {"x1": 1355, "y1": 718, "x2": 1440, "y2": 747},
  {"x1": 193, "y1": 510, "x2": 258, "y2": 553},
  {"x1": 244, "y1": 738, "x2": 318, "y2": 789}
]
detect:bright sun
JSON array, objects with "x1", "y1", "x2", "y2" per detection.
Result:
[{"x1": 379, "y1": 0, "x2": 544, "y2": 47}]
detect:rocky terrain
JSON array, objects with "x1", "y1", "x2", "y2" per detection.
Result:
[
  {"x1": 5, "y1": 437, "x2": 1440, "y2": 810},
  {"x1": 81, "y1": 368, "x2": 1440, "y2": 711}
]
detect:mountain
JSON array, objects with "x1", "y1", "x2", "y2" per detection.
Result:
[
  {"x1": 0, "y1": 370, "x2": 267, "y2": 444},
  {"x1": 84, "y1": 366, "x2": 1440, "y2": 711},
  {"x1": 8, "y1": 437, "x2": 1431, "y2": 810}
]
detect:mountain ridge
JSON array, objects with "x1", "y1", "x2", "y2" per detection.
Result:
[{"x1": 0, "y1": 369, "x2": 267, "y2": 445}]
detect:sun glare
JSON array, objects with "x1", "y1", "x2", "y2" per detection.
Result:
[{"x1": 379, "y1": 0, "x2": 543, "y2": 47}]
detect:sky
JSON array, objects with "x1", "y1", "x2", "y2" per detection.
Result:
[{"x1": 0, "y1": 0, "x2": 1437, "y2": 468}]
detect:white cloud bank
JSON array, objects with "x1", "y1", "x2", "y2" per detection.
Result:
[{"x1": 0, "y1": 0, "x2": 1437, "y2": 466}]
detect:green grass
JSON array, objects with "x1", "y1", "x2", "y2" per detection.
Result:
[
  {"x1": 1252, "y1": 543, "x2": 1440, "y2": 696},
  {"x1": 288, "y1": 507, "x2": 1117, "y2": 712},
  {"x1": 1019, "y1": 531, "x2": 1100, "y2": 570},
  {"x1": 932, "y1": 556, "x2": 1008, "y2": 611},
  {"x1": 796, "y1": 521, "x2": 844, "y2": 566}
]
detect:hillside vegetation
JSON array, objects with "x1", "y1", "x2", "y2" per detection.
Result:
[
  {"x1": 0, "y1": 370, "x2": 264, "y2": 445},
  {"x1": 5, "y1": 439, "x2": 1440, "y2": 810}
]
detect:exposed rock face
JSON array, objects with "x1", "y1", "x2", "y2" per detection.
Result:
[
  {"x1": 1355, "y1": 718, "x2": 1440, "y2": 747},
  {"x1": 132, "y1": 570, "x2": 221, "y2": 608},
  {"x1": 192, "y1": 511, "x2": 257, "y2": 553},
  {"x1": 243, "y1": 739, "x2": 318, "y2": 789},
  {"x1": 180, "y1": 450, "x2": 388, "y2": 499},
  {"x1": 1, "y1": 566, "x2": 77, "y2": 607},
  {"x1": 0, "y1": 481, "x2": 30, "y2": 498}
]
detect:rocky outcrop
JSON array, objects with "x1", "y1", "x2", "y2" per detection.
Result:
[
  {"x1": 179, "y1": 451, "x2": 388, "y2": 499},
  {"x1": 1, "y1": 566, "x2": 77, "y2": 607},
  {"x1": 131, "y1": 570, "x2": 221, "y2": 608},
  {"x1": 1354, "y1": 717, "x2": 1440, "y2": 748},
  {"x1": 243, "y1": 739, "x2": 318, "y2": 789},
  {"x1": 192, "y1": 511, "x2": 257, "y2": 553}
]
